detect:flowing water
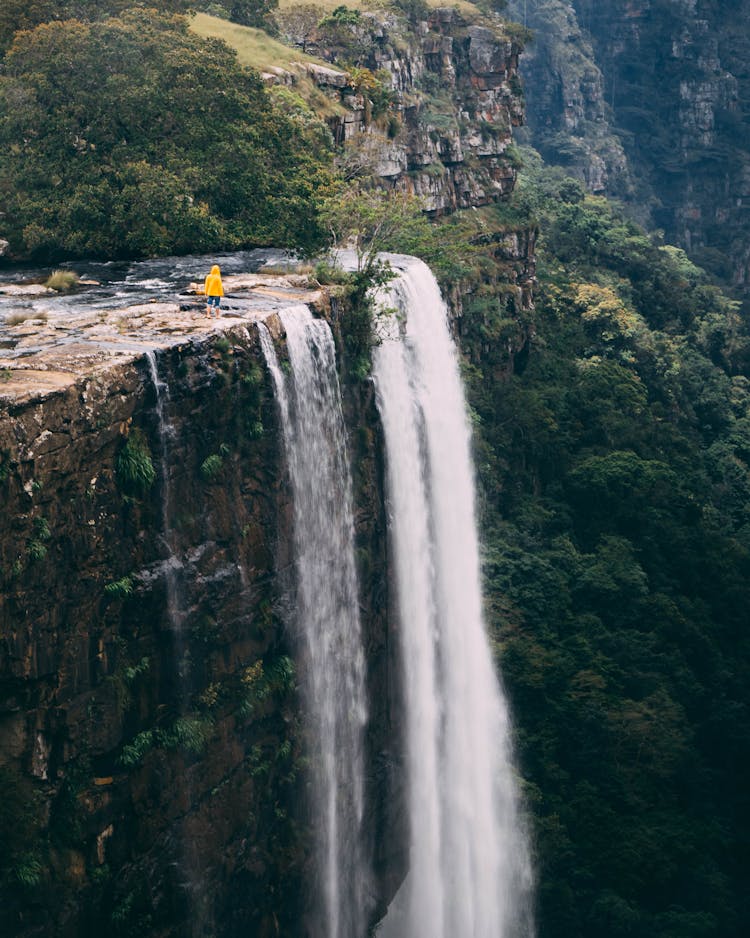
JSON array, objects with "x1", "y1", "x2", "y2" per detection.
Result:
[
  {"x1": 144, "y1": 350, "x2": 186, "y2": 678},
  {"x1": 373, "y1": 257, "x2": 534, "y2": 938},
  {"x1": 259, "y1": 308, "x2": 370, "y2": 938}
]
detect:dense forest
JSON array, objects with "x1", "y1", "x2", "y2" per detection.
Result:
[
  {"x1": 461, "y1": 158, "x2": 750, "y2": 937},
  {"x1": 1, "y1": 2, "x2": 749, "y2": 937},
  {"x1": 0, "y1": 3, "x2": 334, "y2": 259}
]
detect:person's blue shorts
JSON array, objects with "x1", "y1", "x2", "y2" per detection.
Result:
[{"x1": 207, "y1": 295, "x2": 221, "y2": 308}]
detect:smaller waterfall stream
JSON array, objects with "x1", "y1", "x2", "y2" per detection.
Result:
[
  {"x1": 373, "y1": 258, "x2": 534, "y2": 938},
  {"x1": 259, "y1": 308, "x2": 370, "y2": 938},
  {"x1": 144, "y1": 350, "x2": 185, "y2": 662}
]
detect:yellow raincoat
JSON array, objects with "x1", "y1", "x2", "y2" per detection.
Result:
[{"x1": 204, "y1": 265, "x2": 224, "y2": 298}]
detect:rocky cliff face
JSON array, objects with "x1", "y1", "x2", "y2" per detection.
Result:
[
  {"x1": 507, "y1": 0, "x2": 632, "y2": 198},
  {"x1": 509, "y1": 0, "x2": 750, "y2": 289},
  {"x1": 0, "y1": 288, "x2": 396, "y2": 937},
  {"x1": 288, "y1": 7, "x2": 525, "y2": 213}
]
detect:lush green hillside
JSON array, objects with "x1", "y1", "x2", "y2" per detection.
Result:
[
  {"x1": 461, "y1": 152, "x2": 750, "y2": 938},
  {"x1": 0, "y1": 7, "x2": 334, "y2": 260}
]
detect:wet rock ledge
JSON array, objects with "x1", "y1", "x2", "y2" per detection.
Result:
[
  {"x1": 0, "y1": 272, "x2": 321, "y2": 403},
  {"x1": 0, "y1": 270, "x2": 397, "y2": 938}
]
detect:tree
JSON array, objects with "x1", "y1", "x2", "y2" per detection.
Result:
[
  {"x1": 321, "y1": 186, "x2": 426, "y2": 275},
  {"x1": 228, "y1": 0, "x2": 279, "y2": 30},
  {"x1": 0, "y1": 10, "x2": 333, "y2": 259},
  {"x1": 274, "y1": 3, "x2": 324, "y2": 53},
  {"x1": 0, "y1": 0, "x2": 191, "y2": 53}
]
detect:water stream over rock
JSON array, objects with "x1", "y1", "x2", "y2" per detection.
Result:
[
  {"x1": 373, "y1": 257, "x2": 534, "y2": 938},
  {"x1": 259, "y1": 308, "x2": 371, "y2": 938}
]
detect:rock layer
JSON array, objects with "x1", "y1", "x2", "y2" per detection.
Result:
[{"x1": 0, "y1": 279, "x2": 395, "y2": 937}]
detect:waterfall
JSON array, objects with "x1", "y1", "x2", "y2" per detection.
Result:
[
  {"x1": 373, "y1": 257, "x2": 534, "y2": 938},
  {"x1": 258, "y1": 308, "x2": 370, "y2": 938},
  {"x1": 144, "y1": 350, "x2": 185, "y2": 651},
  {"x1": 145, "y1": 351, "x2": 174, "y2": 553}
]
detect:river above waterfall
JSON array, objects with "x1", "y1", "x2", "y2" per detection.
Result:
[
  {"x1": 0, "y1": 249, "x2": 322, "y2": 403},
  {"x1": 0, "y1": 248, "x2": 298, "y2": 330}
]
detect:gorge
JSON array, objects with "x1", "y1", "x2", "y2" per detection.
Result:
[{"x1": 1, "y1": 2, "x2": 750, "y2": 937}]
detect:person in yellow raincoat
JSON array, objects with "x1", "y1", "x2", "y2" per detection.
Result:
[{"x1": 203, "y1": 264, "x2": 224, "y2": 319}]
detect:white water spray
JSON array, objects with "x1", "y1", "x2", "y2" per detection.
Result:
[
  {"x1": 373, "y1": 258, "x2": 534, "y2": 938},
  {"x1": 259, "y1": 308, "x2": 370, "y2": 938}
]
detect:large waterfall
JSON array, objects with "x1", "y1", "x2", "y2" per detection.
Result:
[
  {"x1": 259, "y1": 308, "x2": 370, "y2": 938},
  {"x1": 373, "y1": 257, "x2": 534, "y2": 938}
]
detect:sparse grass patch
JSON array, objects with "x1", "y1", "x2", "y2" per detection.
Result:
[
  {"x1": 6, "y1": 311, "x2": 48, "y2": 326},
  {"x1": 190, "y1": 12, "x2": 330, "y2": 71},
  {"x1": 45, "y1": 270, "x2": 79, "y2": 292}
]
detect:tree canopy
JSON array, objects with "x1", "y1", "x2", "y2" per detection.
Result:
[
  {"x1": 461, "y1": 152, "x2": 750, "y2": 938},
  {"x1": 0, "y1": 9, "x2": 334, "y2": 259}
]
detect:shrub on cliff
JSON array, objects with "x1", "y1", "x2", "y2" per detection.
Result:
[
  {"x1": 0, "y1": 10, "x2": 334, "y2": 260},
  {"x1": 115, "y1": 428, "x2": 156, "y2": 496}
]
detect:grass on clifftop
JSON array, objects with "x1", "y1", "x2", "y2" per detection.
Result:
[
  {"x1": 189, "y1": 12, "x2": 349, "y2": 118},
  {"x1": 190, "y1": 12, "x2": 331, "y2": 72},
  {"x1": 276, "y1": 0, "x2": 480, "y2": 12}
]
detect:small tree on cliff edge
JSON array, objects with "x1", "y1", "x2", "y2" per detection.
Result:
[{"x1": 321, "y1": 187, "x2": 427, "y2": 277}]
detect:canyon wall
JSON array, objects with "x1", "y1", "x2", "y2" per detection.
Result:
[
  {"x1": 284, "y1": 7, "x2": 525, "y2": 212},
  {"x1": 509, "y1": 0, "x2": 750, "y2": 288},
  {"x1": 0, "y1": 311, "x2": 395, "y2": 937}
]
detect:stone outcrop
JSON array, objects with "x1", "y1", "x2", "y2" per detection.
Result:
[
  {"x1": 0, "y1": 279, "x2": 397, "y2": 936},
  {"x1": 303, "y1": 8, "x2": 525, "y2": 213}
]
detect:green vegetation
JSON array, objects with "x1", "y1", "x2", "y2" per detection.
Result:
[
  {"x1": 115, "y1": 428, "x2": 156, "y2": 495},
  {"x1": 462, "y1": 151, "x2": 750, "y2": 938},
  {"x1": 204, "y1": 0, "x2": 280, "y2": 30},
  {"x1": 239, "y1": 655, "x2": 296, "y2": 716},
  {"x1": 200, "y1": 452, "x2": 224, "y2": 479},
  {"x1": 25, "y1": 516, "x2": 52, "y2": 562},
  {"x1": 0, "y1": 8, "x2": 334, "y2": 260},
  {"x1": 105, "y1": 575, "x2": 134, "y2": 598},
  {"x1": 190, "y1": 10, "x2": 327, "y2": 70},
  {"x1": 120, "y1": 715, "x2": 214, "y2": 767}
]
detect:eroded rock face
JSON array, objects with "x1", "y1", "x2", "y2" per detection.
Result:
[
  {"x1": 0, "y1": 321, "x2": 290, "y2": 936},
  {"x1": 508, "y1": 0, "x2": 750, "y2": 288},
  {"x1": 307, "y1": 8, "x2": 525, "y2": 212},
  {"x1": 0, "y1": 290, "x2": 398, "y2": 936}
]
